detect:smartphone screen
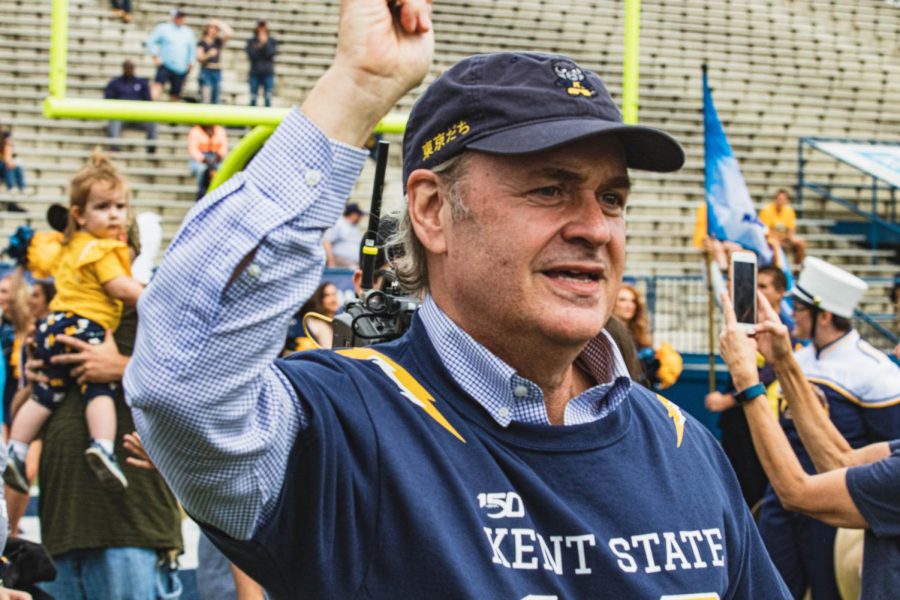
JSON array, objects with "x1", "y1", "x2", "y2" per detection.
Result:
[{"x1": 732, "y1": 260, "x2": 757, "y2": 325}]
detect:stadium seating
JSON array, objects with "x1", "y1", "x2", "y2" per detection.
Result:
[{"x1": 1, "y1": 0, "x2": 896, "y2": 341}]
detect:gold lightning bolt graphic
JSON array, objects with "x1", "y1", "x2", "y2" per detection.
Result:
[
  {"x1": 337, "y1": 348, "x2": 466, "y2": 444},
  {"x1": 656, "y1": 394, "x2": 686, "y2": 448}
]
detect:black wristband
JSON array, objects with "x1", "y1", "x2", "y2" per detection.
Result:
[{"x1": 734, "y1": 383, "x2": 766, "y2": 405}]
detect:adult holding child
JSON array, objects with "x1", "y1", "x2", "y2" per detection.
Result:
[
  {"x1": 4, "y1": 151, "x2": 144, "y2": 495},
  {"x1": 7, "y1": 168, "x2": 183, "y2": 596},
  {"x1": 127, "y1": 0, "x2": 788, "y2": 597}
]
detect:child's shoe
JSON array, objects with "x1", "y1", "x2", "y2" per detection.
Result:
[
  {"x1": 85, "y1": 441, "x2": 128, "y2": 491},
  {"x1": 3, "y1": 451, "x2": 30, "y2": 494}
]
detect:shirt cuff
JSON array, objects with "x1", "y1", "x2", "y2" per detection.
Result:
[{"x1": 243, "y1": 107, "x2": 369, "y2": 227}]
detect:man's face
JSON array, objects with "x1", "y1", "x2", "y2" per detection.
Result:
[
  {"x1": 792, "y1": 302, "x2": 812, "y2": 340},
  {"x1": 775, "y1": 192, "x2": 789, "y2": 207},
  {"x1": 430, "y1": 136, "x2": 630, "y2": 352},
  {"x1": 757, "y1": 272, "x2": 784, "y2": 310},
  {"x1": 123, "y1": 62, "x2": 135, "y2": 78},
  {"x1": 174, "y1": 14, "x2": 185, "y2": 26},
  {"x1": 346, "y1": 212, "x2": 362, "y2": 225}
]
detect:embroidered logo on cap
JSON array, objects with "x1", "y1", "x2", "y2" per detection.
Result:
[
  {"x1": 553, "y1": 61, "x2": 596, "y2": 98},
  {"x1": 422, "y1": 120, "x2": 472, "y2": 161}
]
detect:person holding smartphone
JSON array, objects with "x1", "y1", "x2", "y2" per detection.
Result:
[
  {"x1": 748, "y1": 258, "x2": 900, "y2": 599},
  {"x1": 718, "y1": 289, "x2": 900, "y2": 600}
]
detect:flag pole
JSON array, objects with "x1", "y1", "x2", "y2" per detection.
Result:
[{"x1": 702, "y1": 64, "x2": 716, "y2": 394}]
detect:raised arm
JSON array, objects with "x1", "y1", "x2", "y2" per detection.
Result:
[
  {"x1": 125, "y1": 0, "x2": 433, "y2": 541},
  {"x1": 718, "y1": 292, "x2": 870, "y2": 529},
  {"x1": 753, "y1": 291, "x2": 892, "y2": 471}
]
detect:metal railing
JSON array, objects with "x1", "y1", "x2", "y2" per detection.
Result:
[{"x1": 797, "y1": 137, "x2": 900, "y2": 259}]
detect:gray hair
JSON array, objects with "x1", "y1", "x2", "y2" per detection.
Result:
[{"x1": 387, "y1": 153, "x2": 472, "y2": 297}]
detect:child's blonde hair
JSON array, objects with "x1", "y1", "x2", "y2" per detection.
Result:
[{"x1": 65, "y1": 148, "x2": 128, "y2": 242}]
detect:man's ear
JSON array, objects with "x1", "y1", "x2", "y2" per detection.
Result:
[{"x1": 406, "y1": 169, "x2": 448, "y2": 255}]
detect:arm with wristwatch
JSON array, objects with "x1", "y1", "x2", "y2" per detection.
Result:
[{"x1": 717, "y1": 290, "x2": 890, "y2": 528}]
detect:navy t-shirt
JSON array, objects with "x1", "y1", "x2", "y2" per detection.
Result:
[
  {"x1": 847, "y1": 439, "x2": 900, "y2": 599},
  {"x1": 204, "y1": 317, "x2": 789, "y2": 599}
]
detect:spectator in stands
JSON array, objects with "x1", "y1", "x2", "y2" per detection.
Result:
[
  {"x1": 759, "y1": 189, "x2": 806, "y2": 266},
  {"x1": 197, "y1": 19, "x2": 234, "y2": 105},
  {"x1": 188, "y1": 124, "x2": 228, "y2": 200},
  {"x1": 284, "y1": 281, "x2": 341, "y2": 352},
  {"x1": 1, "y1": 126, "x2": 27, "y2": 212},
  {"x1": 322, "y1": 203, "x2": 365, "y2": 268},
  {"x1": 146, "y1": 7, "x2": 196, "y2": 101},
  {"x1": 126, "y1": 3, "x2": 790, "y2": 596},
  {"x1": 4, "y1": 151, "x2": 145, "y2": 496},
  {"x1": 613, "y1": 283, "x2": 683, "y2": 389},
  {"x1": 706, "y1": 265, "x2": 791, "y2": 508},
  {"x1": 719, "y1": 290, "x2": 900, "y2": 600},
  {"x1": 104, "y1": 59, "x2": 158, "y2": 154},
  {"x1": 754, "y1": 257, "x2": 900, "y2": 600},
  {"x1": 245, "y1": 20, "x2": 277, "y2": 107},
  {"x1": 110, "y1": 0, "x2": 133, "y2": 23}
]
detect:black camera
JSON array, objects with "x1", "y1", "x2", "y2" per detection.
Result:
[
  {"x1": 331, "y1": 140, "x2": 420, "y2": 347},
  {"x1": 332, "y1": 282, "x2": 418, "y2": 347}
]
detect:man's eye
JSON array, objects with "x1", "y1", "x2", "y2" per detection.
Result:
[
  {"x1": 535, "y1": 186, "x2": 561, "y2": 197},
  {"x1": 599, "y1": 192, "x2": 625, "y2": 208}
]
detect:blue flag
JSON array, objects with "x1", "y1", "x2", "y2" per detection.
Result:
[{"x1": 703, "y1": 70, "x2": 773, "y2": 264}]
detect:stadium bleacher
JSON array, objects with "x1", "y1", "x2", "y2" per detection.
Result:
[
  {"x1": 1, "y1": 0, "x2": 897, "y2": 325},
  {"x1": 1, "y1": 1, "x2": 897, "y2": 596}
]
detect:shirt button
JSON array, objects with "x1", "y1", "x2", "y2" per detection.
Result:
[
  {"x1": 498, "y1": 407, "x2": 511, "y2": 419},
  {"x1": 246, "y1": 263, "x2": 261, "y2": 278},
  {"x1": 304, "y1": 169, "x2": 322, "y2": 186},
  {"x1": 513, "y1": 384, "x2": 529, "y2": 398}
]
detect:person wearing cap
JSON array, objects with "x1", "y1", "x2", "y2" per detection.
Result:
[
  {"x1": 718, "y1": 288, "x2": 900, "y2": 600},
  {"x1": 104, "y1": 60, "x2": 158, "y2": 154},
  {"x1": 750, "y1": 257, "x2": 900, "y2": 600},
  {"x1": 126, "y1": 1, "x2": 788, "y2": 597},
  {"x1": 146, "y1": 7, "x2": 196, "y2": 101},
  {"x1": 322, "y1": 203, "x2": 366, "y2": 268},
  {"x1": 245, "y1": 20, "x2": 278, "y2": 107}
]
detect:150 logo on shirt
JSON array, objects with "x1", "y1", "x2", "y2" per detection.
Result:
[{"x1": 478, "y1": 492, "x2": 525, "y2": 519}]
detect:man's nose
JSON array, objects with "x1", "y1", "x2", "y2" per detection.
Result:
[{"x1": 560, "y1": 192, "x2": 614, "y2": 248}]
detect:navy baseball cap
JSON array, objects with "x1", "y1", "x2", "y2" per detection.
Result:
[{"x1": 402, "y1": 52, "x2": 684, "y2": 184}]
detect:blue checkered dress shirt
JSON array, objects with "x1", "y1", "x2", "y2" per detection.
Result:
[{"x1": 126, "y1": 109, "x2": 633, "y2": 542}]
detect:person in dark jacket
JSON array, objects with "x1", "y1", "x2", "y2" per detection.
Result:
[
  {"x1": 103, "y1": 60, "x2": 158, "y2": 154},
  {"x1": 245, "y1": 20, "x2": 278, "y2": 107}
]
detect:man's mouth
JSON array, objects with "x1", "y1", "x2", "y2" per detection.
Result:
[{"x1": 543, "y1": 269, "x2": 602, "y2": 283}]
